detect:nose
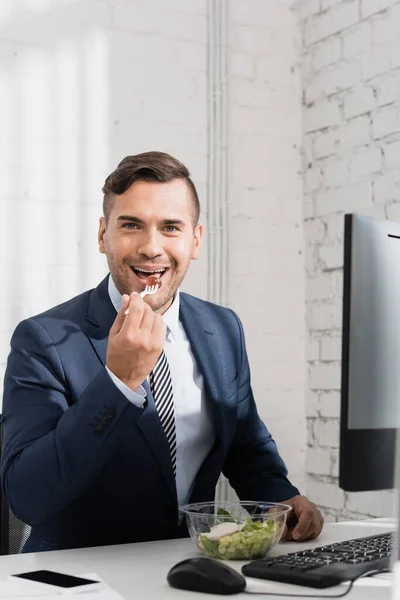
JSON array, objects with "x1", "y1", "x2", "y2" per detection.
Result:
[{"x1": 136, "y1": 229, "x2": 164, "y2": 258}]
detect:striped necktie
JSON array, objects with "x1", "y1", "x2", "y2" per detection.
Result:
[{"x1": 150, "y1": 351, "x2": 176, "y2": 475}]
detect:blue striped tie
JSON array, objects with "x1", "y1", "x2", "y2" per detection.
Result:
[{"x1": 150, "y1": 351, "x2": 176, "y2": 475}]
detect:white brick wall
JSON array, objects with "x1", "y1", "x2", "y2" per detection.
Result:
[
  {"x1": 229, "y1": 1, "x2": 306, "y2": 492},
  {"x1": 0, "y1": 1, "x2": 307, "y2": 497},
  {"x1": 299, "y1": 0, "x2": 400, "y2": 520},
  {"x1": 8, "y1": 0, "x2": 399, "y2": 522},
  {"x1": 0, "y1": 2, "x2": 208, "y2": 385}
]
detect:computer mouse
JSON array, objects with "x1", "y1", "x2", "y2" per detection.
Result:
[{"x1": 167, "y1": 557, "x2": 246, "y2": 595}]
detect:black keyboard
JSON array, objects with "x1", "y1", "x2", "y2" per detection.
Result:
[{"x1": 242, "y1": 531, "x2": 395, "y2": 588}]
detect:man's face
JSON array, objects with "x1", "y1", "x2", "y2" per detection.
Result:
[{"x1": 98, "y1": 178, "x2": 202, "y2": 314}]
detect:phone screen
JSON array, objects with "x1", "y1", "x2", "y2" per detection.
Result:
[{"x1": 13, "y1": 570, "x2": 97, "y2": 588}]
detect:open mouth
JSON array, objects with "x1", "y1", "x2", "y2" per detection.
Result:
[{"x1": 130, "y1": 266, "x2": 168, "y2": 287}]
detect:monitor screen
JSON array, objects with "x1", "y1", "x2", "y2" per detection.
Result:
[{"x1": 339, "y1": 213, "x2": 400, "y2": 491}]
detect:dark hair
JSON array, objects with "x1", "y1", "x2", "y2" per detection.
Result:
[{"x1": 102, "y1": 151, "x2": 200, "y2": 225}]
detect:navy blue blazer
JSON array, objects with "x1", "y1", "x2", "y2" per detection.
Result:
[{"x1": 1, "y1": 276, "x2": 299, "y2": 552}]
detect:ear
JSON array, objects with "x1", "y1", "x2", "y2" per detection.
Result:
[
  {"x1": 98, "y1": 217, "x2": 107, "y2": 254},
  {"x1": 191, "y1": 224, "x2": 203, "y2": 260}
]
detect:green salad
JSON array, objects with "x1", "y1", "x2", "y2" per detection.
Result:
[{"x1": 198, "y1": 508, "x2": 280, "y2": 560}]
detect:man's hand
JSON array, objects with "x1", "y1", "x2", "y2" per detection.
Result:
[
  {"x1": 281, "y1": 495, "x2": 324, "y2": 541},
  {"x1": 106, "y1": 292, "x2": 167, "y2": 391}
]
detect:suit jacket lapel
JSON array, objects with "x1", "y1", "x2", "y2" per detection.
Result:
[
  {"x1": 85, "y1": 276, "x2": 115, "y2": 365},
  {"x1": 179, "y1": 294, "x2": 235, "y2": 452},
  {"x1": 85, "y1": 276, "x2": 177, "y2": 499}
]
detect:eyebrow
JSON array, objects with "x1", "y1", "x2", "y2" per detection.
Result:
[{"x1": 117, "y1": 215, "x2": 186, "y2": 226}]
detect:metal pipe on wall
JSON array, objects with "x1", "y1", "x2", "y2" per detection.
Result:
[
  {"x1": 207, "y1": 0, "x2": 230, "y2": 503},
  {"x1": 207, "y1": 0, "x2": 215, "y2": 303}
]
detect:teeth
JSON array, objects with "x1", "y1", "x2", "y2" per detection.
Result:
[{"x1": 134, "y1": 268, "x2": 166, "y2": 274}]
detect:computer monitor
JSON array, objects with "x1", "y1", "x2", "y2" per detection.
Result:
[{"x1": 339, "y1": 213, "x2": 400, "y2": 492}]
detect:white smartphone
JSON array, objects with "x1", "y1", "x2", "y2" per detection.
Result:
[{"x1": 8, "y1": 569, "x2": 105, "y2": 594}]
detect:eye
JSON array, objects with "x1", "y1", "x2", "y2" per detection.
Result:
[
  {"x1": 164, "y1": 225, "x2": 178, "y2": 233},
  {"x1": 122, "y1": 222, "x2": 140, "y2": 230}
]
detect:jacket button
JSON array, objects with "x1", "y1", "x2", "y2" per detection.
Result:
[
  {"x1": 101, "y1": 406, "x2": 116, "y2": 417},
  {"x1": 94, "y1": 423, "x2": 106, "y2": 434}
]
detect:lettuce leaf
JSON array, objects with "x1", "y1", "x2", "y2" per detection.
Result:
[
  {"x1": 216, "y1": 507, "x2": 236, "y2": 523},
  {"x1": 242, "y1": 518, "x2": 274, "y2": 532},
  {"x1": 199, "y1": 535, "x2": 220, "y2": 558},
  {"x1": 200, "y1": 518, "x2": 280, "y2": 560},
  {"x1": 217, "y1": 507, "x2": 233, "y2": 517}
]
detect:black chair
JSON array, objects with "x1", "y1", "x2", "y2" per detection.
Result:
[{"x1": 0, "y1": 415, "x2": 31, "y2": 554}]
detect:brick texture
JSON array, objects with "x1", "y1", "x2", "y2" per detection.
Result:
[
  {"x1": 229, "y1": 0, "x2": 306, "y2": 492},
  {"x1": 0, "y1": 0, "x2": 210, "y2": 385},
  {"x1": 299, "y1": 0, "x2": 400, "y2": 520},
  {"x1": 3, "y1": 0, "x2": 398, "y2": 523},
  {"x1": 0, "y1": 1, "x2": 306, "y2": 500}
]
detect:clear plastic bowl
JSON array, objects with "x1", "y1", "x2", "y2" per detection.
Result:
[{"x1": 180, "y1": 501, "x2": 291, "y2": 561}]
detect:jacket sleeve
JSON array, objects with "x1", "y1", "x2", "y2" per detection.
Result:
[
  {"x1": 1, "y1": 318, "x2": 143, "y2": 527},
  {"x1": 222, "y1": 311, "x2": 300, "y2": 502}
]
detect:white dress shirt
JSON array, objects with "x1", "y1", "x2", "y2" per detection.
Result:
[{"x1": 106, "y1": 276, "x2": 216, "y2": 508}]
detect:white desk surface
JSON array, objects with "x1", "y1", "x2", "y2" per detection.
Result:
[{"x1": 0, "y1": 519, "x2": 396, "y2": 599}]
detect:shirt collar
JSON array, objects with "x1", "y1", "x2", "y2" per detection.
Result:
[{"x1": 108, "y1": 275, "x2": 180, "y2": 341}]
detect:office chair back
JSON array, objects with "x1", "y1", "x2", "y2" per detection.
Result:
[{"x1": 0, "y1": 416, "x2": 31, "y2": 554}]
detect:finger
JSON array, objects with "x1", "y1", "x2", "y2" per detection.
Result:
[
  {"x1": 110, "y1": 294, "x2": 130, "y2": 335},
  {"x1": 152, "y1": 322, "x2": 167, "y2": 361},
  {"x1": 291, "y1": 508, "x2": 314, "y2": 541},
  {"x1": 285, "y1": 521, "x2": 314, "y2": 542},
  {"x1": 285, "y1": 508, "x2": 297, "y2": 529},
  {"x1": 305, "y1": 511, "x2": 324, "y2": 540},
  {"x1": 284, "y1": 528, "x2": 296, "y2": 541},
  {"x1": 306, "y1": 514, "x2": 324, "y2": 540},
  {"x1": 306, "y1": 526, "x2": 321, "y2": 541},
  {"x1": 122, "y1": 293, "x2": 145, "y2": 331},
  {"x1": 280, "y1": 525, "x2": 288, "y2": 540},
  {"x1": 152, "y1": 313, "x2": 167, "y2": 338},
  {"x1": 315, "y1": 514, "x2": 324, "y2": 538},
  {"x1": 139, "y1": 301, "x2": 156, "y2": 332},
  {"x1": 294, "y1": 521, "x2": 316, "y2": 542}
]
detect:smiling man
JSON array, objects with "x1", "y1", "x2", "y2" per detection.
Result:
[{"x1": 1, "y1": 151, "x2": 323, "y2": 553}]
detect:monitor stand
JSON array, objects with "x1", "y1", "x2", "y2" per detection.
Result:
[{"x1": 392, "y1": 428, "x2": 400, "y2": 598}]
